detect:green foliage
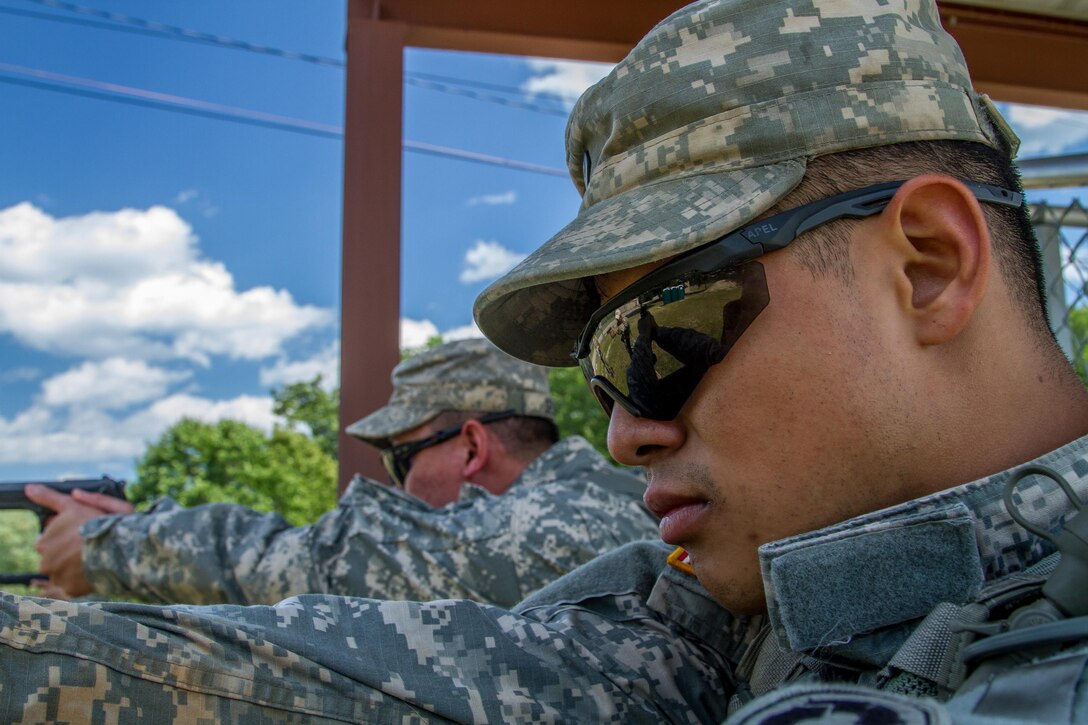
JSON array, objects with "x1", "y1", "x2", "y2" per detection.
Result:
[
  {"x1": 131, "y1": 418, "x2": 337, "y2": 526},
  {"x1": 548, "y1": 367, "x2": 614, "y2": 463},
  {"x1": 272, "y1": 375, "x2": 339, "y2": 459},
  {"x1": 132, "y1": 377, "x2": 341, "y2": 525},
  {"x1": 401, "y1": 335, "x2": 445, "y2": 360},
  {"x1": 0, "y1": 510, "x2": 40, "y2": 596},
  {"x1": 127, "y1": 345, "x2": 615, "y2": 531},
  {"x1": 1068, "y1": 306, "x2": 1088, "y2": 385}
]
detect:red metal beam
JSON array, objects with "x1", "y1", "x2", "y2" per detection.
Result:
[
  {"x1": 940, "y1": 3, "x2": 1088, "y2": 110},
  {"x1": 338, "y1": 0, "x2": 404, "y2": 491},
  {"x1": 337, "y1": 0, "x2": 1088, "y2": 493},
  {"x1": 361, "y1": 0, "x2": 1088, "y2": 107}
]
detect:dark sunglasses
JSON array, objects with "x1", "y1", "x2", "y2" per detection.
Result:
[
  {"x1": 381, "y1": 409, "x2": 517, "y2": 488},
  {"x1": 573, "y1": 179, "x2": 1023, "y2": 420}
]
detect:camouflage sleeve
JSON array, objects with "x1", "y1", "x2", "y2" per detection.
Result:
[
  {"x1": 81, "y1": 497, "x2": 319, "y2": 605},
  {"x1": 290, "y1": 474, "x2": 658, "y2": 607},
  {"x1": 82, "y1": 472, "x2": 657, "y2": 607},
  {"x1": 0, "y1": 544, "x2": 734, "y2": 723}
]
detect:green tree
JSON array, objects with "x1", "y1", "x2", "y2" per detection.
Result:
[
  {"x1": 401, "y1": 335, "x2": 446, "y2": 360},
  {"x1": 1068, "y1": 306, "x2": 1088, "y2": 385},
  {"x1": 130, "y1": 418, "x2": 336, "y2": 526},
  {"x1": 0, "y1": 510, "x2": 41, "y2": 595},
  {"x1": 548, "y1": 367, "x2": 613, "y2": 462},
  {"x1": 272, "y1": 375, "x2": 339, "y2": 459}
]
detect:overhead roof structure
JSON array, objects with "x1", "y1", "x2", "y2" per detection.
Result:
[{"x1": 338, "y1": 0, "x2": 1088, "y2": 488}]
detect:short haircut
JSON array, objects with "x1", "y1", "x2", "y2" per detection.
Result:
[
  {"x1": 430, "y1": 410, "x2": 559, "y2": 462},
  {"x1": 762, "y1": 141, "x2": 1050, "y2": 343}
]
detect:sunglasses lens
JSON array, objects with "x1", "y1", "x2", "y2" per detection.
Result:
[{"x1": 579, "y1": 262, "x2": 768, "y2": 420}]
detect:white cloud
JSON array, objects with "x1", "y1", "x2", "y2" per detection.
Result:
[
  {"x1": 259, "y1": 341, "x2": 340, "y2": 390},
  {"x1": 397, "y1": 320, "x2": 483, "y2": 349},
  {"x1": 401, "y1": 317, "x2": 439, "y2": 349},
  {"x1": 522, "y1": 58, "x2": 613, "y2": 107},
  {"x1": 173, "y1": 189, "x2": 217, "y2": 217},
  {"x1": 0, "y1": 392, "x2": 275, "y2": 465},
  {"x1": 131, "y1": 393, "x2": 276, "y2": 433},
  {"x1": 40, "y1": 358, "x2": 190, "y2": 410},
  {"x1": 442, "y1": 322, "x2": 483, "y2": 341},
  {"x1": 0, "y1": 202, "x2": 193, "y2": 284},
  {"x1": 1002, "y1": 103, "x2": 1088, "y2": 157},
  {"x1": 459, "y1": 239, "x2": 526, "y2": 284},
  {"x1": 0, "y1": 367, "x2": 40, "y2": 383},
  {"x1": 467, "y1": 190, "x2": 517, "y2": 206},
  {"x1": 0, "y1": 203, "x2": 332, "y2": 364}
]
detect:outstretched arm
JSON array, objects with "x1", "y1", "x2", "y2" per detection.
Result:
[
  {"x1": 0, "y1": 541, "x2": 736, "y2": 724},
  {"x1": 81, "y1": 463, "x2": 656, "y2": 607}
]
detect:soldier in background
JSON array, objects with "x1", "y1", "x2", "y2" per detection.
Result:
[
  {"x1": 3, "y1": 0, "x2": 1088, "y2": 721},
  {"x1": 26, "y1": 338, "x2": 655, "y2": 605}
]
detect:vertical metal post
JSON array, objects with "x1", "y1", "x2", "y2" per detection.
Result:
[
  {"x1": 339, "y1": 1, "x2": 405, "y2": 491},
  {"x1": 1034, "y1": 205, "x2": 1075, "y2": 360}
]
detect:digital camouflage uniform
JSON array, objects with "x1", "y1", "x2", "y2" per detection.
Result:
[
  {"x1": 80, "y1": 437, "x2": 655, "y2": 606},
  {"x1": 1, "y1": 431, "x2": 1085, "y2": 722},
  {"x1": 78, "y1": 338, "x2": 655, "y2": 606},
  {"x1": 1, "y1": 1, "x2": 1085, "y2": 723}
]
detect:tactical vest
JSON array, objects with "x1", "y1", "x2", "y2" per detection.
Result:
[{"x1": 725, "y1": 463, "x2": 1088, "y2": 724}]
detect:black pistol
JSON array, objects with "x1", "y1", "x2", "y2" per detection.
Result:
[{"x1": 0, "y1": 476, "x2": 127, "y2": 586}]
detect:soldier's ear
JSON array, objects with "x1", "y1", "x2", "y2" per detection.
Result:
[
  {"x1": 460, "y1": 419, "x2": 490, "y2": 478},
  {"x1": 874, "y1": 174, "x2": 992, "y2": 346}
]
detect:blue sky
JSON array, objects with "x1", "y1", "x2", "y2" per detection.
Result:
[{"x1": 0, "y1": 0, "x2": 1086, "y2": 482}]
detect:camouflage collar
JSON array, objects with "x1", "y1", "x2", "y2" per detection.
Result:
[
  {"x1": 758, "y1": 434, "x2": 1088, "y2": 663},
  {"x1": 501, "y1": 436, "x2": 635, "y2": 495}
]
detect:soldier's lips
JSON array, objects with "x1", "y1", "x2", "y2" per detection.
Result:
[{"x1": 644, "y1": 489, "x2": 709, "y2": 544}]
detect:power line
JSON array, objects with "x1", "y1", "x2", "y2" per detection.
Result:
[
  {"x1": 5, "y1": 1, "x2": 591, "y2": 121},
  {"x1": 11, "y1": 0, "x2": 345, "y2": 67},
  {"x1": 405, "y1": 76, "x2": 568, "y2": 117},
  {"x1": 5, "y1": 2, "x2": 588, "y2": 114},
  {"x1": 0, "y1": 62, "x2": 342, "y2": 138},
  {"x1": 406, "y1": 71, "x2": 583, "y2": 106},
  {"x1": 1, "y1": 63, "x2": 569, "y2": 176},
  {"x1": 404, "y1": 141, "x2": 567, "y2": 177}
]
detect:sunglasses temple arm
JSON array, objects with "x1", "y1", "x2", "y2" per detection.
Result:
[
  {"x1": 766, "y1": 180, "x2": 1021, "y2": 252},
  {"x1": 759, "y1": 183, "x2": 905, "y2": 251}
]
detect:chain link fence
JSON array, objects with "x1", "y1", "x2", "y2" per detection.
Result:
[{"x1": 1023, "y1": 153, "x2": 1088, "y2": 377}]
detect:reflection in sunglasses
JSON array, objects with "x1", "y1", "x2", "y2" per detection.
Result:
[{"x1": 584, "y1": 263, "x2": 769, "y2": 420}]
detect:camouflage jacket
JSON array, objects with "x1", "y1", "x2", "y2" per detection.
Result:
[
  {"x1": 1, "y1": 436, "x2": 1085, "y2": 723},
  {"x1": 79, "y1": 436, "x2": 657, "y2": 606}
]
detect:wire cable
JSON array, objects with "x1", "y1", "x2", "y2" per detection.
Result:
[
  {"x1": 406, "y1": 71, "x2": 583, "y2": 106},
  {"x1": 405, "y1": 76, "x2": 568, "y2": 117},
  {"x1": 5, "y1": 2, "x2": 591, "y2": 116},
  {"x1": 1, "y1": 63, "x2": 569, "y2": 176},
  {"x1": 404, "y1": 140, "x2": 567, "y2": 177},
  {"x1": 0, "y1": 61, "x2": 342, "y2": 138},
  {"x1": 12, "y1": 0, "x2": 345, "y2": 67},
  {"x1": 5, "y1": 2, "x2": 597, "y2": 121}
]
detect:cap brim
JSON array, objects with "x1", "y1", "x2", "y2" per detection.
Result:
[
  {"x1": 474, "y1": 161, "x2": 805, "y2": 366},
  {"x1": 345, "y1": 404, "x2": 440, "y2": 449}
]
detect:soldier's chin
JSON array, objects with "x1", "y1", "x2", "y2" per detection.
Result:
[{"x1": 692, "y1": 551, "x2": 768, "y2": 616}]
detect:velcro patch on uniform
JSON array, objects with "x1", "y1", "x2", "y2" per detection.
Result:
[
  {"x1": 667, "y1": 547, "x2": 696, "y2": 577},
  {"x1": 764, "y1": 506, "x2": 983, "y2": 652}
]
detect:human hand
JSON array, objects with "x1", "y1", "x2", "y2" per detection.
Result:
[
  {"x1": 24, "y1": 484, "x2": 134, "y2": 598},
  {"x1": 637, "y1": 312, "x2": 658, "y2": 339}
]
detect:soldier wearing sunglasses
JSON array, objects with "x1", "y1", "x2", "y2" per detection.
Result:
[
  {"x1": 3, "y1": 0, "x2": 1088, "y2": 722},
  {"x1": 26, "y1": 338, "x2": 655, "y2": 607}
]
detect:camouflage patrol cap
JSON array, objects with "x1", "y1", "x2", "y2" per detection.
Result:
[
  {"x1": 474, "y1": 0, "x2": 1020, "y2": 366},
  {"x1": 345, "y1": 338, "x2": 555, "y2": 449}
]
